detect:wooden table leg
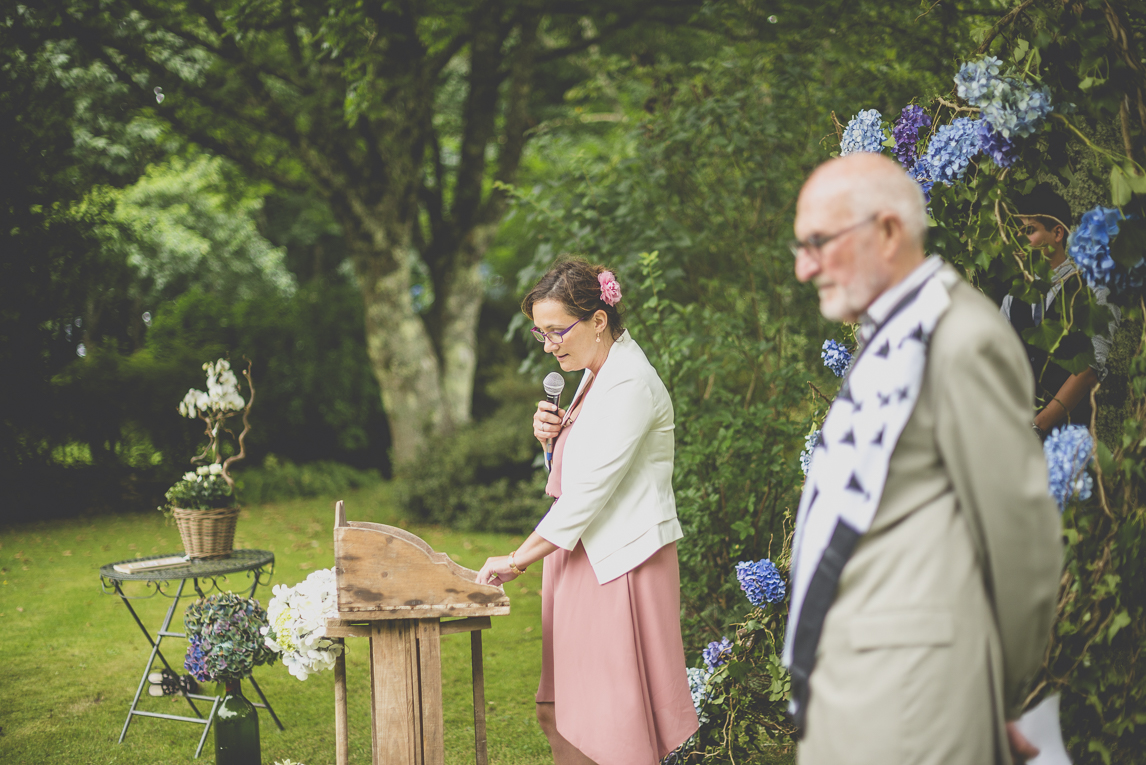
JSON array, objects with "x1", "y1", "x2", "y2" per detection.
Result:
[
  {"x1": 335, "y1": 639, "x2": 349, "y2": 765},
  {"x1": 470, "y1": 630, "x2": 488, "y2": 765}
]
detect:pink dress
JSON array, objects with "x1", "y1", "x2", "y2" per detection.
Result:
[{"x1": 537, "y1": 420, "x2": 699, "y2": 765}]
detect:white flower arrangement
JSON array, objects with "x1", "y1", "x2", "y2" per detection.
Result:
[
  {"x1": 179, "y1": 359, "x2": 246, "y2": 418},
  {"x1": 175, "y1": 357, "x2": 256, "y2": 491},
  {"x1": 261, "y1": 568, "x2": 344, "y2": 681}
]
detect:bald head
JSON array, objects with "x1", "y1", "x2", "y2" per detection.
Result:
[
  {"x1": 803, "y1": 153, "x2": 929, "y2": 248},
  {"x1": 793, "y1": 153, "x2": 930, "y2": 322}
]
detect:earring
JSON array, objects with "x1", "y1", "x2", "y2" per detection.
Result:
[{"x1": 596, "y1": 332, "x2": 601, "y2": 343}]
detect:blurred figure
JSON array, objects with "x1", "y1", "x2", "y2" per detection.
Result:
[{"x1": 787, "y1": 153, "x2": 1062, "y2": 765}]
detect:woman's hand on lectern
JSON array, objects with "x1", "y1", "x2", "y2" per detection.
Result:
[{"x1": 478, "y1": 555, "x2": 520, "y2": 587}]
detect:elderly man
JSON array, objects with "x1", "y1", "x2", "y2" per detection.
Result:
[{"x1": 786, "y1": 153, "x2": 1062, "y2": 765}]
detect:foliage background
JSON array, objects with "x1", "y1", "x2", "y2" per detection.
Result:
[{"x1": 4, "y1": 1, "x2": 1146, "y2": 763}]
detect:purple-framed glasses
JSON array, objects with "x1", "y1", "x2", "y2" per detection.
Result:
[{"x1": 531, "y1": 316, "x2": 585, "y2": 344}]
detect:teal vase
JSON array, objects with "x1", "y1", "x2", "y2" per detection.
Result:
[{"x1": 215, "y1": 679, "x2": 260, "y2": 765}]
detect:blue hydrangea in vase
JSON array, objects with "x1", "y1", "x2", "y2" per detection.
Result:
[{"x1": 184, "y1": 592, "x2": 278, "y2": 765}]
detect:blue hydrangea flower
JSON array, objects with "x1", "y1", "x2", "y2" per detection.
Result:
[
  {"x1": 686, "y1": 666, "x2": 711, "y2": 724},
  {"x1": 892, "y1": 105, "x2": 932, "y2": 170},
  {"x1": 908, "y1": 158, "x2": 935, "y2": 203},
  {"x1": 1069, "y1": 206, "x2": 1146, "y2": 294},
  {"x1": 978, "y1": 121, "x2": 1017, "y2": 168},
  {"x1": 955, "y1": 57, "x2": 1003, "y2": 103},
  {"x1": 703, "y1": 637, "x2": 733, "y2": 672},
  {"x1": 1043, "y1": 425, "x2": 1094, "y2": 512},
  {"x1": 736, "y1": 559, "x2": 787, "y2": 607},
  {"x1": 921, "y1": 117, "x2": 982, "y2": 185},
  {"x1": 821, "y1": 339, "x2": 853, "y2": 377},
  {"x1": 185, "y1": 635, "x2": 212, "y2": 683},
  {"x1": 955, "y1": 56, "x2": 1052, "y2": 139},
  {"x1": 840, "y1": 109, "x2": 885, "y2": 156},
  {"x1": 981, "y1": 80, "x2": 1053, "y2": 139},
  {"x1": 800, "y1": 429, "x2": 821, "y2": 477}
]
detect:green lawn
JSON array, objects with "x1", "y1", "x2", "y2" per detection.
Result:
[{"x1": 0, "y1": 482, "x2": 551, "y2": 765}]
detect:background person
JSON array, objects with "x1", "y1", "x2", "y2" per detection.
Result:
[
  {"x1": 786, "y1": 153, "x2": 1062, "y2": 765},
  {"x1": 478, "y1": 259, "x2": 698, "y2": 765},
  {"x1": 1001, "y1": 183, "x2": 1120, "y2": 439}
]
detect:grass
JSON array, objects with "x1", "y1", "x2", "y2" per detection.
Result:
[{"x1": 0, "y1": 482, "x2": 551, "y2": 765}]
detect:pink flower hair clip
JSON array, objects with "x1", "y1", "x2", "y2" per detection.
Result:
[{"x1": 598, "y1": 271, "x2": 622, "y2": 307}]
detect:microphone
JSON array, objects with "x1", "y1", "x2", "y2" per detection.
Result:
[{"x1": 543, "y1": 372, "x2": 565, "y2": 470}]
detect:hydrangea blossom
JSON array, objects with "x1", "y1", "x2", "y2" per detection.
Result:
[
  {"x1": 908, "y1": 158, "x2": 935, "y2": 203},
  {"x1": 800, "y1": 429, "x2": 822, "y2": 477},
  {"x1": 840, "y1": 109, "x2": 885, "y2": 156},
  {"x1": 1044, "y1": 425, "x2": 1094, "y2": 512},
  {"x1": 892, "y1": 105, "x2": 932, "y2": 170},
  {"x1": 821, "y1": 339, "x2": 853, "y2": 378},
  {"x1": 955, "y1": 56, "x2": 1052, "y2": 139},
  {"x1": 703, "y1": 637, "x2": 733, "y2": 672},
  {"x1": 955, "y1": 57, "x2": 1003, "y2": 103},
  {"x1": 1069, "y1": 206, "x2": 1146, "y2": 294},
  {"x1": 262, "y1": 568, "x2": 344, "y2": 680},
  {"x1": 920, "y1": 117, "x2": 982, "y2": 184},
  {"x1": 686, "y1": 666, "x2": 712, "y2": 724},
  {"x1": 735, "y1": 558, "x2": 787, "y2": 607},
  {"x1": 980, "y1": 81, "x2": 1053, "y2": 139},
  {"x1": 978, "y1": 121, "x2": 1017, "y2": 168},
  {"x1": 185, "y1": 635, "x2": 211, "y2": 683}
]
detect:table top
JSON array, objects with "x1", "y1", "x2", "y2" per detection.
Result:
[{"x1": 100, "y1": 549, "x2": 275, "y2": 582}]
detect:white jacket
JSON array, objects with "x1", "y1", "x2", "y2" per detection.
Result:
[{"x1": 535, "y1": 330, "x2": 683, "y2": 584}]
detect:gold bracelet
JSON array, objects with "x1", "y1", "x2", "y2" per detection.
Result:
[{"x1": 508, "y1": 551, "x2": 525, "y2": 575}]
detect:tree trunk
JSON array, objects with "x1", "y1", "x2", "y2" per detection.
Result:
[{"x1": 358, "y1": 242, "x2": 450, "y2": 466}]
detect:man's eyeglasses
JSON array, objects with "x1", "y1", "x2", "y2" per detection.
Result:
[
  {"x1": 788, "y1": 214, "x2": 879, "y2": 259},
  {"x1": 531, "y1": 317, "x2": 586, "y2": 344}
]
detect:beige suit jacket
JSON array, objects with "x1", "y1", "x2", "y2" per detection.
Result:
[{"x1": 799, "y1": 279, "x2": 1063, "y2": 765}]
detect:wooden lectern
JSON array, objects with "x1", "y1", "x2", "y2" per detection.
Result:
[{"x1": 325, "y1": 500, "x2": 511, "y2": 765}]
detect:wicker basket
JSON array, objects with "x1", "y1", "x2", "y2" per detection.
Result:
[{"x1": 172, "y1": 506, "x2": 240, "y2": 559}]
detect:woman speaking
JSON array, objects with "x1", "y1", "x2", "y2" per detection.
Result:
[{"x1": 478, "y1": 259, "x2": 698, "y2": 765}]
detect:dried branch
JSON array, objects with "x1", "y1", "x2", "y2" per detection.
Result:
[
  {"x1": 936, "y1": 96, "x2": 980, "y2": 114},
  {"x1": 222, "y1": 359, "x2": 255, "y2": 489},
  {"x1": 974, "y1": 0, "x2": 1036, "y2": 55}
]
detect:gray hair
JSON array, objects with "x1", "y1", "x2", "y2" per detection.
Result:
[{"x1": 847, "y1": 165, "x2": 929, "y2": 247}]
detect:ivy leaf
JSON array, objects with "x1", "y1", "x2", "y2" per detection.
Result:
[
  {"x1": 1124, "y1": 168, "x2": 1146, "y2": 195},
  {"x1": 1109, "y1": 218, "x2": 1146, "y2": 271},
  {"x1": 1013, "y1": 39, "x2": 1030, "y2": 63},
  {"x1": 1110, "y1": 166, "x2": 1132, "y2": 207},
  {"x1": 726, "y1": 660, "x2": 749, "y2": 680},
  {"x1": 1089, "y1": 739, "x2": 1113, "y2": 765},
  {"x1": 1108, "y1": 610, "x2": 1131, "y2": 642},
  {"x1": 1097, "y1": 440, "x2": 1115, "y2": 476}
]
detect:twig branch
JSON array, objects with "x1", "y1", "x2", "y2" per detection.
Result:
[
  {"x1": 806, "y1": 381, "x2": 834, "y2": 406},
  {"x1": 222, "y1": 359, "x2": 255, "y2": 489},
  {"x1": 974, "y1": 0, "x2": 1036, "y2": 55},
  {"x1": 936, "y1": 96, "x2": 980, "y2": 114}
]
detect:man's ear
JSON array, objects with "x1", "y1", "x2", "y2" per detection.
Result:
[{"x1": 1054, "y1": 225, "x2": 1067, "y2": 244}]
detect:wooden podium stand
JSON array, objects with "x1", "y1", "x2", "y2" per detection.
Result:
[{"x1": 325, "y1": 500, "x2": 511, "y2": 765}]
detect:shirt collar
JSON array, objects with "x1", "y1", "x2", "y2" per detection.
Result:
[
  {"x1": 1052, "y1": 259, "x2": 1077, "y2": 282},
  {"x1": 858, "y1": 255, "x2": 944, "y2": 346}
]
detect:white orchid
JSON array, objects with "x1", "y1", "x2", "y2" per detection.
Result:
[
  {"x1": 180, "y1": 359, "x2": 246, "y2": 419},
  {"x1": 262, "y1": 568, "x2": 343, "y2": 681}
]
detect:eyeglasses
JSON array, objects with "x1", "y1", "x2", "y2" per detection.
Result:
[
  {"x1": 788, "y1": 214, "x2": 879, "y2": 259},
  {"x1": 531, "y1": 317, "x2": 586, "y2": 344}
]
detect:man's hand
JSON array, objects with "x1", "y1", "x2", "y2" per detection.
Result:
[{"x1": 1006, "y1": 721, "x2": 1040, "y2": 764}]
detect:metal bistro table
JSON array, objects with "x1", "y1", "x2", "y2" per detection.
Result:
[{"x1": 99, "y1": 549, "x2": 284, "y2": 758}]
